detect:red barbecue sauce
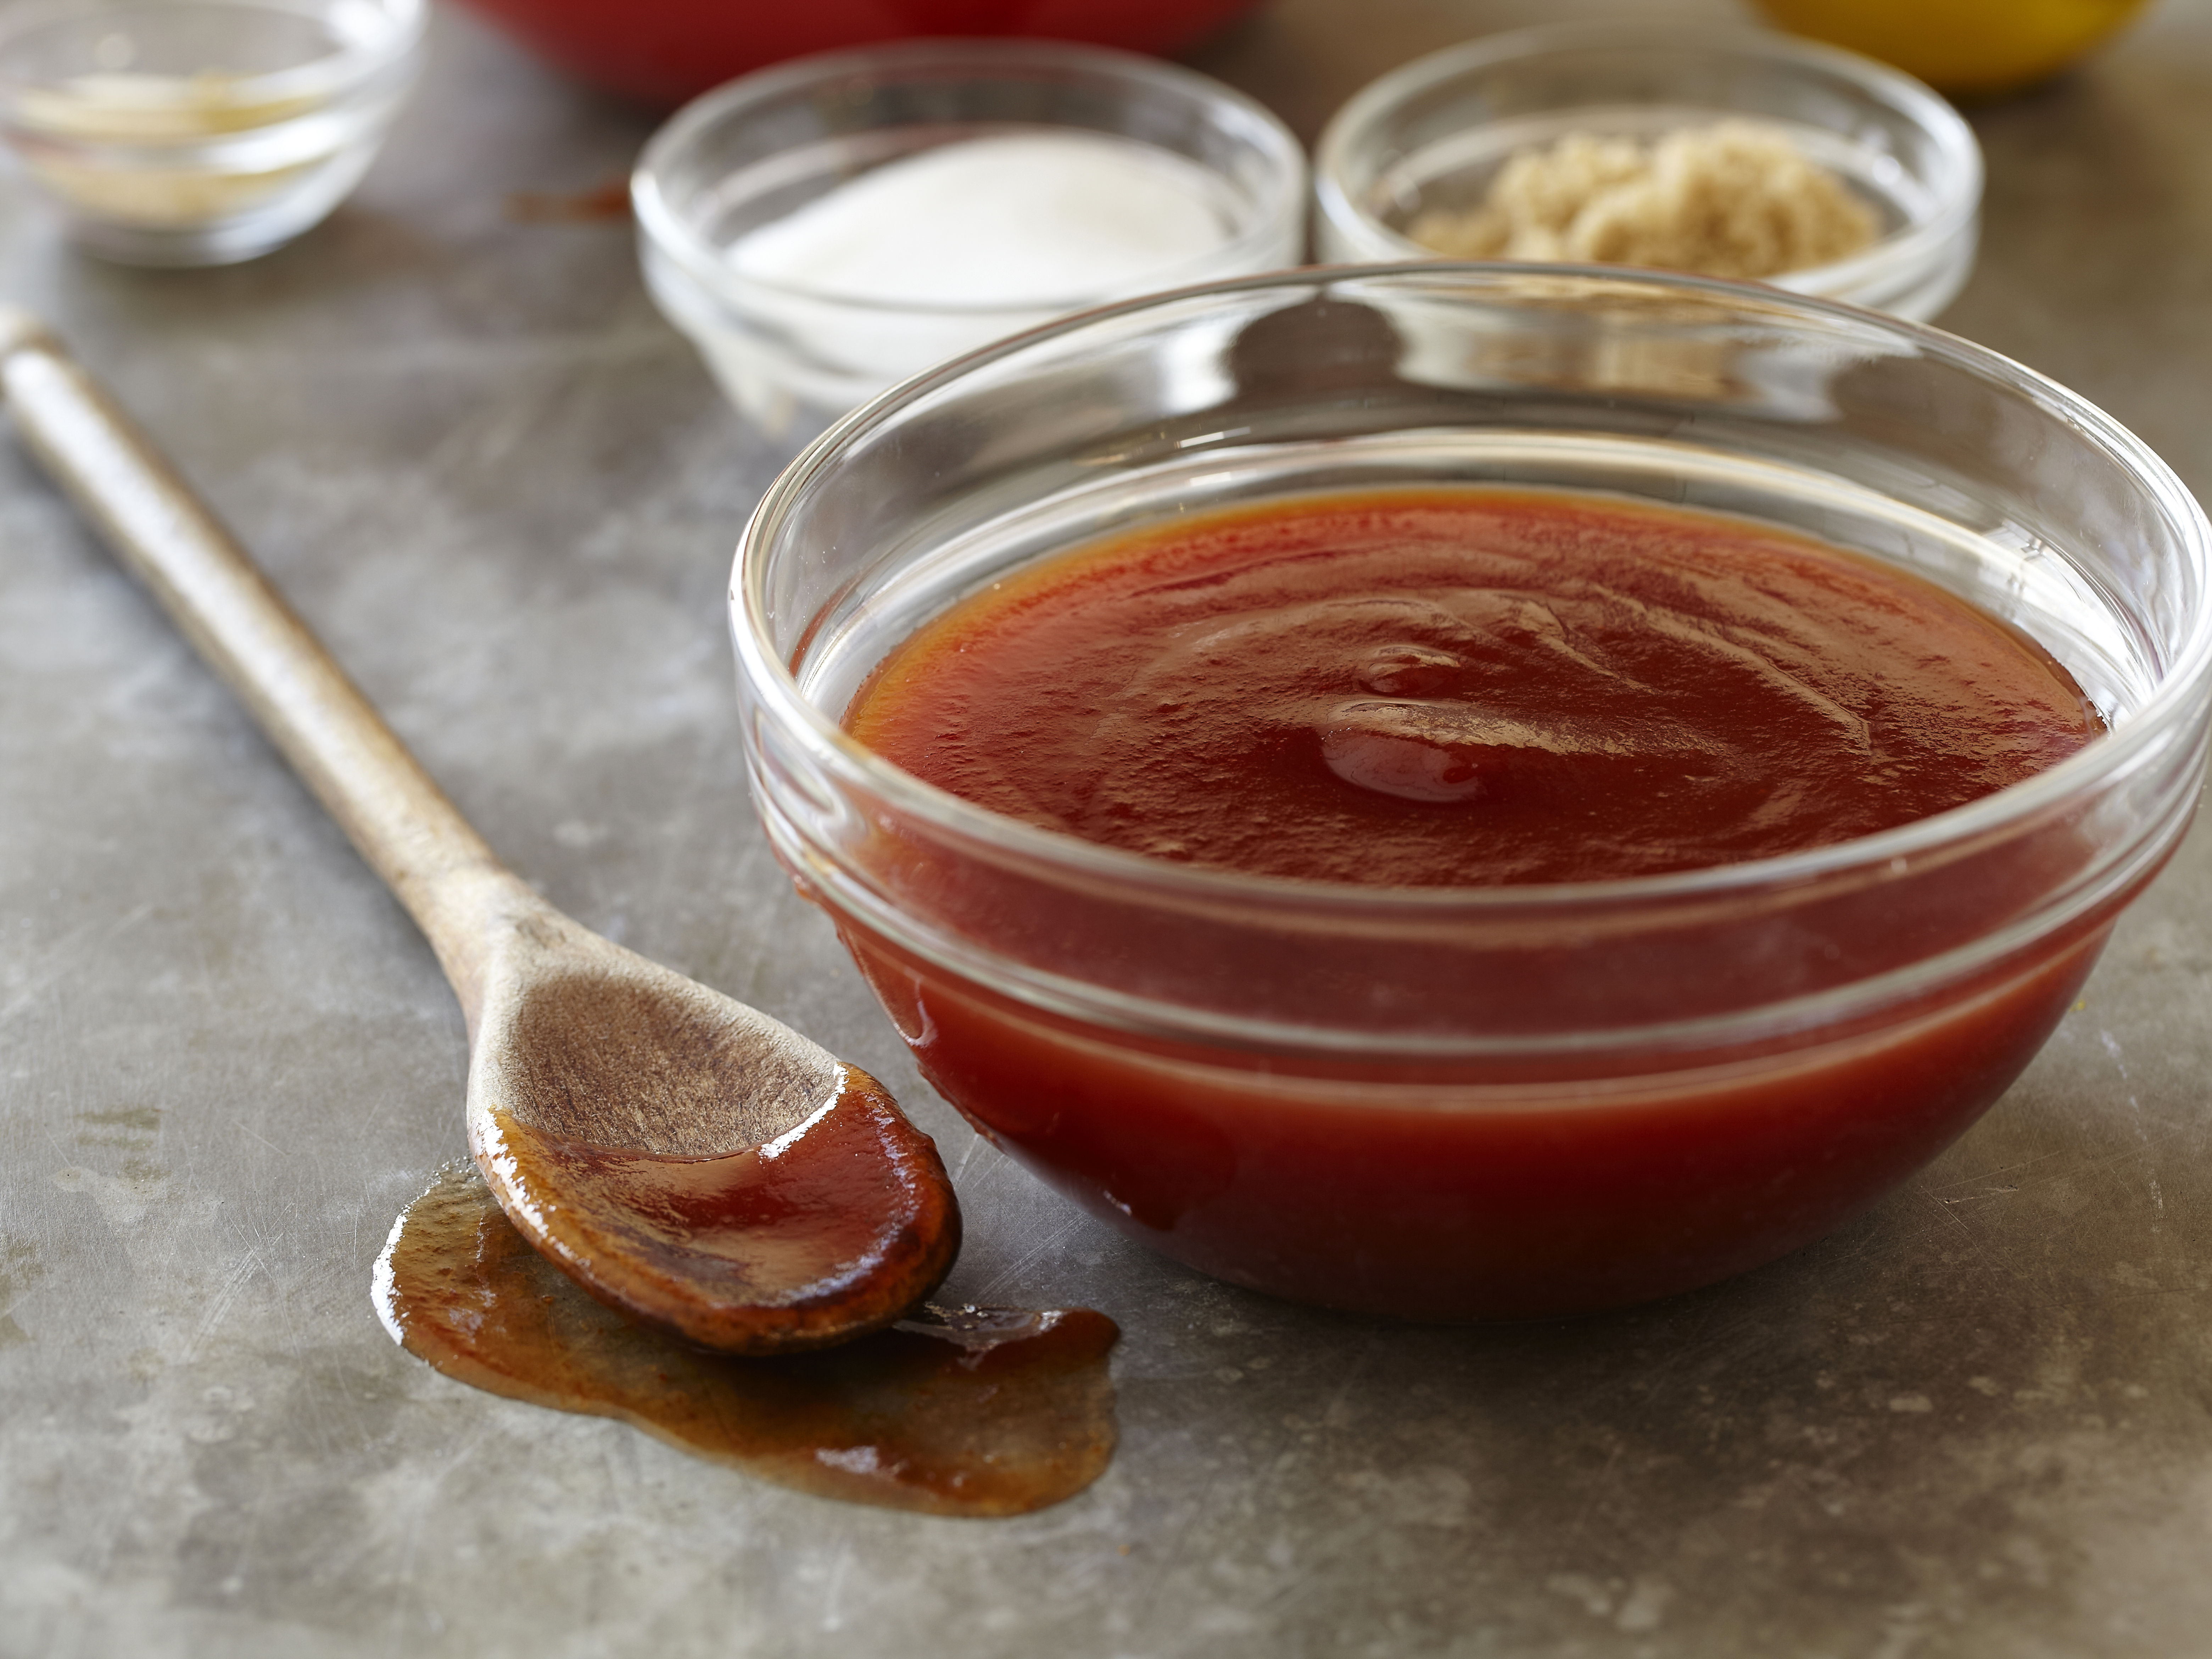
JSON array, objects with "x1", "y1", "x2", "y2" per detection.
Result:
[
  {"x1": 834, "y1": 488, "x2": 2115, "y2": 1318},
  {"x1": 849, "y1": 488, "x2": 2099, "y2": 882}
]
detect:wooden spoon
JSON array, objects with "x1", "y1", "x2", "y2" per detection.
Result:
[{"x1": 0, "y1": 308, "x2": 959, "y2": 1353}]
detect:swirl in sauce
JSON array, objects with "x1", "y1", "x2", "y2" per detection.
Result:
[{"x1": 847, "y1": 488, "x2": 2100, "y2": 885}]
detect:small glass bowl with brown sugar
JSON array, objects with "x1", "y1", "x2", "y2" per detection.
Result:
[
  {"x1": 1314, "y1": 22, "x2": 1982, "y2": 321},
  {"x1": 0, "y1": 0, "x2": 425, "y2": 266}
]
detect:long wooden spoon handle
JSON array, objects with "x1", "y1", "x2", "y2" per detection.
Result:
[{"x1": 0, "y1": 306, "x2": 531, "y2": 1014}]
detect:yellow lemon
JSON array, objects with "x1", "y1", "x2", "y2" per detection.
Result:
[{"x1": 1752, "y1": 0, "x2": 2154, "y2": 97}]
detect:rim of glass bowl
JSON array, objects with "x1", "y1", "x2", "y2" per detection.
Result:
[
  {"x1": 1312, "y1": 22, "x2": 1982, "y2": 307},
  {"x1": 633, "y1": 37, "x2": 1309, "y2": 319},
  {"x1": 737, "y1": 262, "x2": 2212, "y2": 938},
  {"x1": 0, "y1": 0, "x2": 428, "y2": 117}
]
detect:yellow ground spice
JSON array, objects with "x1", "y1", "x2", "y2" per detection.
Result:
[{"x1": 1405, "y1": 120, "x2": 1881, "y2": 280}]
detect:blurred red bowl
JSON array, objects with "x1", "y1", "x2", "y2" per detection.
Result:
[{"x1": 455, "y1": 0, "x2": 1268, "y2": 105}]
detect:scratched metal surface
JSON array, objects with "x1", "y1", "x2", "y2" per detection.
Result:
[{"x1": 5, "y1": 2, "x2": 2212, "y2": 1655}]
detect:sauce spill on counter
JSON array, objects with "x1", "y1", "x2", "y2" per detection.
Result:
[{"x1": 374, "y1": 1161, "x2": 1119, "y2": 1516}]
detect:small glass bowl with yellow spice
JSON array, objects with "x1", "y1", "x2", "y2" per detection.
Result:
[
  {"x1": 0, "y1": 0, "x2": 425, "y2": 266},
  {"x1": 1315, "y1": 23, "x2": 1981, "y2": 321}
]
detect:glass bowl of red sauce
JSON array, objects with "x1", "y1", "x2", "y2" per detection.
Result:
[{"x1": 731, "y1": 264, "x2": 2212, "y2": 1322}]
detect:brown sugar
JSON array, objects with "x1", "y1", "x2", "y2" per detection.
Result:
[{"x1": 1406, "y1": 121, "x2": 1880, "y2": 281}]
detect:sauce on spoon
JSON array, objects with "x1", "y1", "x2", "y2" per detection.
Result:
[{"x1": 480, "y1": 1063, "x2": 961, "y2": 1353}]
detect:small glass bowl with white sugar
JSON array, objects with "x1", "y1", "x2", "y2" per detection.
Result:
[{"x1": 632, "y1": 39, "x2": 1307, "y2": 442}]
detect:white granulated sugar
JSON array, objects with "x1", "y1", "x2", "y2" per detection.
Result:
[{"x1": 730, "y1": 130, "x2": 1234, "y2": 308}]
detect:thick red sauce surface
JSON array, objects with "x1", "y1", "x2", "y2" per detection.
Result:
[
  {"x1": 848, "y1": 488, "x2": 2098, "y2": 884},
  {"x1": 830, "y1": 487, "x2": 2121, "y2": 1319}
]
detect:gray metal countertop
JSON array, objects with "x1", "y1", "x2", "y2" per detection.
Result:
[{"x1": 7, "y1": 2, "x2": 2212, "y2": 1654}]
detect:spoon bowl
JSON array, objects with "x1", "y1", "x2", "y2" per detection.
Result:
[
  {"x1": 0, "y1": 306, "x2": 959, "y2": 1353},
  {"x1": 468, "y1": 908, "x2": 959, "y2": 1351}
]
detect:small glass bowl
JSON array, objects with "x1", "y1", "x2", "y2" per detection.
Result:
[
  {"x1": 632, "y1": 39, "x2": 1307, "y2": 445},
  {"x1": 0, "y1": 0, "x2": 426, "y2": 267},
  {"x1": 734, "y1": 264, "x2": 2212, "y2": 1322},
  {"x1": 1314, "y1": 23, "x2": 1982, "y2": 322}
]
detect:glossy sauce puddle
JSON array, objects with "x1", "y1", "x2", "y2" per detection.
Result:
[{"x1": 375, "y1": 1162, "x2": 1119, "y2": 1516}]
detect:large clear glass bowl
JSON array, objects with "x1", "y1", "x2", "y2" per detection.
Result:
[{"x1": 733, "y1": 264, "x2": 2212, "y2": 1321}]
